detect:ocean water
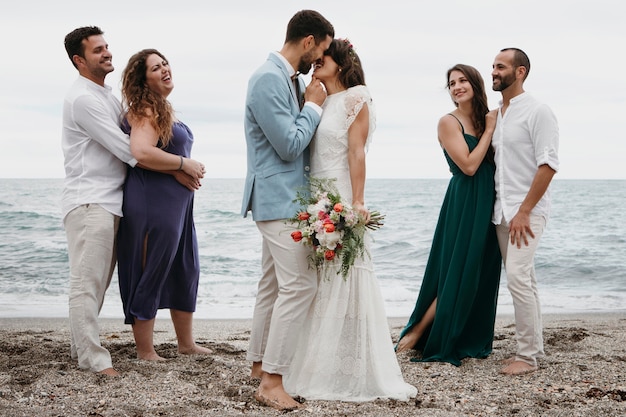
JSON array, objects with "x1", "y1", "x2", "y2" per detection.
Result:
[{"x1": 0, "y1": 178, "x2": 624, "y2": 320}]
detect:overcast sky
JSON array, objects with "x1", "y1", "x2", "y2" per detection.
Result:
[{"x1": 1, "y1": 0, "x2": 624, "y2": 179}]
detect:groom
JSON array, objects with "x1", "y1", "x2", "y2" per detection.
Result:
[
  {"x1": 491, "y1": 48, "x2": 559, "y2": 375},
  {"x1": 241, "y1": 9, "x2": 333, "y2": 411}
]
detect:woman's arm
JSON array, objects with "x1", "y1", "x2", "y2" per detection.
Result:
[
  {"x1": 129, "y1": 115, "x2": 205, "y2": 181},
  {"x1": 347, "y1": 103, "x2": 370, "y2": 223},
  {"x1": 438, "y1": 110, "x2": 496, "y2": 176}
]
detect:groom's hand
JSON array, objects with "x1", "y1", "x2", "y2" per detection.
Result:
[{"x1": 305, "y1": 77, "x2": 327, "y2": 107}]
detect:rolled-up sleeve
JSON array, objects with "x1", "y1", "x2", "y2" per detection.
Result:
[{"x1": 533, "y1": 104, "x2": 559, "y2": 172}]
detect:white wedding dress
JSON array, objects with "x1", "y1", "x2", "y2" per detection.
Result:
[{"x1": 284, "y1": 85, "x2": 417, "y2": 401}]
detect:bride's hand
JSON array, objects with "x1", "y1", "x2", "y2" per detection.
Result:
[{"x1": 353, "y1": 202, "x2": 370, "y2": 224}]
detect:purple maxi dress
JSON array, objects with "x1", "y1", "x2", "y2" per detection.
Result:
[{"x1": 117, "y1": 121, "x2": 199, "y2": 325}]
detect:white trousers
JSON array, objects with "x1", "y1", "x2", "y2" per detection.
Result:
[
  {"x1": 247, "y1": 220, "x2": 318, "y2": 375},
  {"x1": 496, "y1": 214, "x2": 546, "y2": 367},
  {"x1": 65, "y1": 204, "x2": 118, "y2": 372}
]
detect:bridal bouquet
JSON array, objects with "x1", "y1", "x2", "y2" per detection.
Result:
[{"x1": 289, "y1": 177, "x2": 385, "y2": 280}]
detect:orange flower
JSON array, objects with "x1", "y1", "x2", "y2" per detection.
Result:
[
  {"x1": 291, "y1": 230, "x2": 303, "y2": 242},
  {"x1": 297, "y1": 212, "x2": 310, "y2": 221},
  {"x1": 324, "y1": 250, "x2": 335, "y2": 261},
  {"x1": 333, "y1": 203, "x2": 343, "y2": 212},
  {"x1": 323, "y1": 222, "x2": 335, "y2": 233}
]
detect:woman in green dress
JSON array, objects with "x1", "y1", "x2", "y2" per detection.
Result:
[{"x1": 395, "y1": 64, "x2": 502, "y2": 366}]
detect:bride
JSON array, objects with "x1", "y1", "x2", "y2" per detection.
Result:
[{"x1": 283, "y1": 39, "x2": 417, "y2": 402}]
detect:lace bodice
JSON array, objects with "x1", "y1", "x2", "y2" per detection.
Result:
[{"x1": 310, "y1": 85, "x2": 376, "y2": 200}]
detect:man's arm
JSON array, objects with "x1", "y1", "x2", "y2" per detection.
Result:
[
  {"x1": 135, "y1": 165, "x2": 201, "y2": 191},
  {"x1": 508, "y1": 164, "x2": 556, "y2": 248},
  {"x1": 74, "y1": 95, "x2": 200, "y2": 190},
  {"x1": 250, "y1": 72, "x2": 321, "y2": 161},
  {"x1": 73, "y1": 94, "x2": 137, "y2": 165}
]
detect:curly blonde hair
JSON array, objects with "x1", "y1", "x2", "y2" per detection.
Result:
[{"x1": 121, "y1": 49, "x2": 174, "y2": 147}]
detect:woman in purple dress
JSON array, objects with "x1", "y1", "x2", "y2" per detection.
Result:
[{"x1": 118, "y1": 49, "x2": 211, "y2": 360}]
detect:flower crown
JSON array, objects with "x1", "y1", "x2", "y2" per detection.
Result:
[
  {"x1": 338, "y1": 38, "x2": 353, "y2": 49},
  {"x1": 338, "y1": 38, "x2": 358, "y2": 66}
]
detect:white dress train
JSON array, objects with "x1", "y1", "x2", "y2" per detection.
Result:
[{"x1": 284, "y1": 85, "x2": 417, "y2": 401}]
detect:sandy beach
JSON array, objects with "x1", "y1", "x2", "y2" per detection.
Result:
[{"x1": 0, "y1": 313, "x2": 624, "y2": 417}]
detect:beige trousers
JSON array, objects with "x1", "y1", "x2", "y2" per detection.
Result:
[
  {"x1": 496, "y1": 214, "x2": 546, "y2": 367},
  {"x1": 247, "y1": 220, "x2": 318, "y2": 375},
  {"x1": 65, "y1": 204, "x2": 118, "y2": 372}
]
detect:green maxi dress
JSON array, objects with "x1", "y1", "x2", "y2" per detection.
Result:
[{"x1": 398, "y1": 119, "x2": 502, "y2": 366}]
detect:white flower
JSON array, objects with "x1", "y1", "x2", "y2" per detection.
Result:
[
  {"x1": 308, "y1": 200, "x2": 327, "y2": 216},
  {"x1": 317, "y1": 230, "x2": 342, "y2": 250},
  {"x1": 302, "y1": 226, "x2": 315, "y2": 241}
]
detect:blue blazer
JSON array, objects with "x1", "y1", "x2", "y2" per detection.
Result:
[{"x1": 241, "y1": 53, "x2": 321, "y2": 221}]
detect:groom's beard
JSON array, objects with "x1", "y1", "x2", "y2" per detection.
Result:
[{"x1": 297, "y1": 52, "x2": 316, "y2": 75}]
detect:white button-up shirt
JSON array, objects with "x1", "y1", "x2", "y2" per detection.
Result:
[
  {"x1": 492, "y1": 92, "x2": 559, "y2": 224},
  {"x1": 61, "y1": 76, "x2": 137, "y2": 221}
]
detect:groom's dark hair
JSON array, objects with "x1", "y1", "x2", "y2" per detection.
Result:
[{"x1": 285, "y1": 10, "x2": 334, "y2": 45}]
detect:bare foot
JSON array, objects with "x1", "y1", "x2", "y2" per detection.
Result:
[
  {"x1": 396, "y1": 330, "x2": 420, "y2": 353},
  {"x1": 98, "y1": 367, "x2": 120, "y2": 376},
  {"x1": 255, "y1": 389, "x2": 302, "y2": 411},
  {"x1": 250, "y1": 361, "x2": 263, "y2": 380},
  {"x1": 179, "y1": 344, "x2": 213, "y2": 355},
  {"x1": 500, "y1": 360, "x2": 538, "y2": 375},
  {"x1": 255, "y1": 373, "x2": 302, "y2": 411},
  {"x1": 137, "y1": 351, "x2": 166, "y2": 361},
  {"x1": 501, "y1": 356, "x2": 516, "y2": 365}
]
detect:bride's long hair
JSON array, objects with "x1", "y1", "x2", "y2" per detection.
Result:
[{"x1": 324, "y1": 38, "x2": 365, "y2": 88}]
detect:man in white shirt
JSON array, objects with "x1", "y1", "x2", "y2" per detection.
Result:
[
  {"x1": 491, "y1": 48, "x2": 559, "y2": 376},
  {"x1": 62, "y1": 26, "x2": 197, "y2": 376}
]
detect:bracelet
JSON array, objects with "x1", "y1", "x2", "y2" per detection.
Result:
[{"x1": 177, "y1": 155, "x2": 184, "y2": 171}]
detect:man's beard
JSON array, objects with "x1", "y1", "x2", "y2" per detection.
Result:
[
  {"x1": 297, "y1": 51, "x2": 316, "y2": 75},
  {"x1": 88, "y1": 60, "x2": 114, "y2": 79},
  {"x1": 492, "y1": 72, "x2": 515, "y2": 92}
]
